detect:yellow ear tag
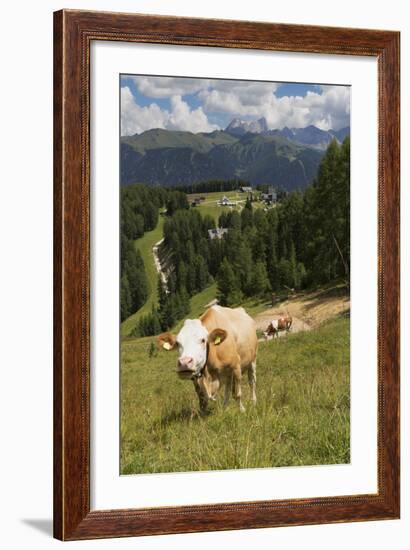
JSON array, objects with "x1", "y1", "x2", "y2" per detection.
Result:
[
  {"x1": 214, "y1": 336, "x2": 221, "y2": 346},
  {"x1": 163, "y1": 342, "x2": 172, "y2": 351}
]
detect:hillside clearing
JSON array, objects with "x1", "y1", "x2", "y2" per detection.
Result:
[{"x1": 188, "y1": 190, "x2": 266, "y2": 221}]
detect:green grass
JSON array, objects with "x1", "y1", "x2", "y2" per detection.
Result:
[
  {"x1": 120, "y1": 316, "x2": 350, "y2": 474},
  {"x1": 194, "y1": 205, "x2": 223, "y2": 221},
  {"x1": 191, "y1": 190, "x2": 246, "y2": 221},
  {"x1": 192, "y1": 191, "x2": 267, "y2": 221},
  {"x1": 189, "y1": 190, "x2": 242, "y2": 201},
  {"x1": 121, "y1": 217, "x2": 164, "y2": 337},
  {"x1": 237, "y1": 295, "x2": 271, "y2": 317}
]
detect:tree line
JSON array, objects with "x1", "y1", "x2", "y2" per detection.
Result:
[
  {"x1": 127, "y1": 138, "x2": 349, "y2": 334},
  {"x1": 171, "y1": 179, "x2": 247, "y2": 195}
]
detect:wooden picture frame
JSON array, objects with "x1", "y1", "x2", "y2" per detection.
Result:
[{"x1": 53, "y1": 9, "x2": 400, "y2": 541}]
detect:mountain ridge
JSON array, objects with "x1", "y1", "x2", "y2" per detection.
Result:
[
  {"x1": 225, "y1": 118, "x2": 350, "y2": 151},
  {"x1": 121, "y1": 123, "x2": 350, "y2": 189}
]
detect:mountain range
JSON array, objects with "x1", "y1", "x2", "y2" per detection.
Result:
[
  {"x1": 226, "y1": 117, "x2": 350, "y2": 150},
  {"x1": 121, "y1": 118, "x2": 350, "y2": 190}
]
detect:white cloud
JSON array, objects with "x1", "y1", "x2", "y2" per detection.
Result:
[
  {"x1": 121, "y1": 87, "x2": 218, "y2": 136},
  {"x1": 121, "y1": 86, "x2": 168, "y2": 135},
  {"x1": 167, "y1": 95, "x2": 218, "y2": 133},
  {"x1": 121, "y1": 78, "x2": 350, "y2": 134},
  {"x1": 129, "y1": 76, "x2": 279, "y2": 107},
  {"x1": 129, "y1": 76, "x2": 209, "y2": 98},
  {"x1": 199, "y1": 81, "x2": 279, "y2": 114},
  {"x1": 198, "y1": 83, "x2": 350, "y2": 130}
]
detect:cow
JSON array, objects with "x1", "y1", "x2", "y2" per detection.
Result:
[
  {"x1": 263, "y1": 316, "x2": 293, "y2": 340},
  {"x1": 158, "y1": 305, "x2": 258, "y2": 413}
]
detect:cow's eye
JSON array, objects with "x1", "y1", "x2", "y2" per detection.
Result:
[{"x1": 200, "y1": 338, "x2": 206, "y2": 344}]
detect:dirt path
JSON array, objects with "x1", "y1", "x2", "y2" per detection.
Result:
[
  {"x1": 152, "y1": 238, "x2": 167, "y2": 285},
  {"x1": 255, "y1": 284, "x2": 350, "y2": 338}
]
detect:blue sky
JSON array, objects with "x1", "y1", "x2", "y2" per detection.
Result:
[{"x1": 120, "y1": 75, "x2": 350, "y2": 136}]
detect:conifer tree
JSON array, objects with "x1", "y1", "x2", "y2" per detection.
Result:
[
  {"x1": 151, "y1": 306, "x2": 162, "y2": 335},
  {"x1": 177, "y1": 261, "x2": 187, "y2": 292},
  {"x1": 159, "y1": 297, "x2": 176, "y2": 331},
  {"x1": 241, "y1": 200, "x2": 253, "y2": 230},
  {"x1": 217, "y1": 258, "x2": 241, "y2": 306},
  {"x1": 251, "y1": 261, "x2": 271, "y2": 297},
  {"x1": 120, "y1": 274, "x2": 132, "y2": 322},
  {"x1": 179, "y1": 286, "x2": 190, "y2": 316},
  {"x1": 278, "y1": 258, "x2": 293, "y2": 289},
  {"x1": 289, "y1": 241, "x2": 298, "y2": 289},
  {"x1": 195, "y1": 254, "x2": 209, "y2": 291}
]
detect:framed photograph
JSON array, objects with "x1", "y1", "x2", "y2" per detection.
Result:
[{"x1": 54, "y1": 9, "x2": 400, "y2": 541}]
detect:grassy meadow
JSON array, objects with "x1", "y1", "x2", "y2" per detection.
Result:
[
  {"x1": 120, "y1": 316, "x2": 350, "y2": 475},
  {"x1": 188, "y1": 190, "x2": 266, "y2": 221}
]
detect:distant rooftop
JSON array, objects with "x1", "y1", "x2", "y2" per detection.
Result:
[{"x1": 208, "y1": 227, "x2": 229, "y2": 240}]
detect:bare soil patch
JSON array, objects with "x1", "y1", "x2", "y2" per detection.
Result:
[{"x1": 255, "y1": 284, "x2": 350, "y2": 337}]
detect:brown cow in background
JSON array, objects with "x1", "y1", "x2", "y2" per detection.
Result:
[{"x1": 264, "y1": 316, "x2": 293, "y2": 339}]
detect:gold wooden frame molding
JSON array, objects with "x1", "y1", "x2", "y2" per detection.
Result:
[{"x1": 54, "y1": 9, "x2": 400, "y2": 541}]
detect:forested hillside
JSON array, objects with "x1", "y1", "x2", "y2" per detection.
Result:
[
  {"x1": 127, "y1": 138, "x2": 349, "y2": 336},
  {"x1": 120, "y1": 128, "x2": 325, "y2": 190},
  {"x1": 120, "y1": 184, "x2": 188, "y2": 321}
]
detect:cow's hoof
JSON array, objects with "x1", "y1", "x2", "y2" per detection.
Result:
[{"x1": 239, "y1": 404, "x2": 246, "y2": 413}]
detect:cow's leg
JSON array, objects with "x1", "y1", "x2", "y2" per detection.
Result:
[
  {"x1": 247, "y1": 361, "x2": 257, "y2": 404},
  {"x1": 233, "y1": 363, "x2": 245, "y2": 412},
  {"x1": 224, "y1": 372, "x2": 232, "y2": 407},
  {"x1": 193, "y1": 379, "x2": 209, "y2": 414},
  {"x1": 209, "y1": 376, "x2": 220, "y2": 401}
]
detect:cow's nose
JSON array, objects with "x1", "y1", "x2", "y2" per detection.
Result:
[{"x1": 178, "y1": 357, "x2": 194, "y2": 369}]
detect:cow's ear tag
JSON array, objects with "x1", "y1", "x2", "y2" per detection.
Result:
[
  {"x1": 163, "y1": 342, "x2": 172, "y2": 351},
  {"x1": 214, "y1": 336, "x2": 221, "y2": 346}
]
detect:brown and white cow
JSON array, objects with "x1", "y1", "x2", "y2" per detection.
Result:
[
  {"x1": 158, "y1": 305, "x2": 258, "y2": 413},
  {"x1": 263, "y1": 316, "x2": 293, "y2": 339}
]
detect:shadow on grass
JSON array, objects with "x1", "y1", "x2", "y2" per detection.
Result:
[
  {"x1": 157, "y1": 406, "x2": 212, "y2": 428},
  {"x1": 336, "y1": 309, "x2": 350, "y2": 319},
  {"x1": 299, "y1": 284, "x2": 349, "y2": 309}
]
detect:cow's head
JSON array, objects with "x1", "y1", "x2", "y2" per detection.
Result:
[{"x1": 158, "y1": 319, "x2": 227, "y2": 379}]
